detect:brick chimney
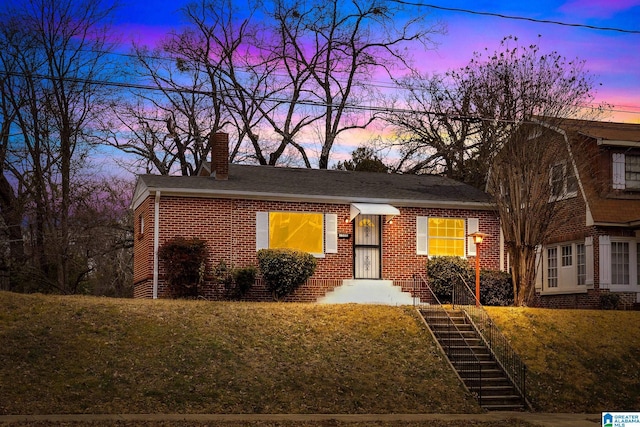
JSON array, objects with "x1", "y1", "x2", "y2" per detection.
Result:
[{"x1": 210, "y1": 132, "x2": 229, "y2": 180}]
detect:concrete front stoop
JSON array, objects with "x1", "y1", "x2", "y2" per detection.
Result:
[{"x1": 317, "y1": 279, "x2": 418, "y2": 305}]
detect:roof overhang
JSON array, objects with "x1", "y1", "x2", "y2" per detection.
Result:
[
  {"x1": 349, "y1": 203, "x2": 400, "y2": 222},
  {"x1": 131, "y1": 178, "x2": 496, "y2": 212},
  {"x1": 595, "y1": 138, "x2": 640, "y2": 148}
]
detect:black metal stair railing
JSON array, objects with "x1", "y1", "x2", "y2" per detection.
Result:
[
  {"x1": 414, "y1": 273, "x2": 483, "y2": 405},
  {"x1": 451, "y1": 275, "x2": 528, "y2": 408}
]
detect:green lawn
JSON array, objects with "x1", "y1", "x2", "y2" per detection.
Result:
[{"x1": 1, "y1": 291, "x2": 638, "y2": 418}]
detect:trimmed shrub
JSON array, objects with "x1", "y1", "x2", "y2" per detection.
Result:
[
  {"x1": 479, "y1": 269, "x2": 514, "y2": 306},
  {"x1": 229, "y1": 266, "x2": 257, "y2": 300},
  {"x1": 600, "y1": 292, "x2": 620, "y2": 310},
  {"x1": 426, "y1": 256, "x2": 473, "y2": 303},
  {"x1": 158, "y1": 236, "x2": 208, "y2": 298},
  {"x1": 212, "y1": 261, "x2": 257, "y2": 300},
  {"x1": 257, "y1": 248, "x2": 317, "y2": 300}
]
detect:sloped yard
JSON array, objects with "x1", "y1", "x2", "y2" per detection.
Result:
[
  {"x1": 0, "y1": 292, "x2": 478, "y2": 415},
  {"x1": 486, "y1": 306, "x2": 640, "y2": 412},
  {"x1": 1, "y1": 291, "x2": 638, "y2": 418}
]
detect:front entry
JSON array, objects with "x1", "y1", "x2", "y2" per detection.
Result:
[{"x1": 354, "y1": 214, "x2": 381, "y2": 279}]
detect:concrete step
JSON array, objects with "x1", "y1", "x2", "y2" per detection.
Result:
[{"x1": 317, "y1": 279, "x2": 418, "y2": 305}]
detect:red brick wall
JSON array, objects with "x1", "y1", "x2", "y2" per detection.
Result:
[
  {"x1": 132, "y1": 194, "x2": 501, "y2": 301},
  {"x1": 133, "y1": 198, "x2": 153, "y2": 287},
  {"x1": 529, "y1": 177, "x2": 639, "y2": 309}
]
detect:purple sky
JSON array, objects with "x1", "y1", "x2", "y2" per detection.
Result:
[{"x1": 111, "y1": 0, "x2": 640, "y2": 124}]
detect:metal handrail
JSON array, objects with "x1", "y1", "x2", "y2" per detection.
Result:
[
  {"x1": 414, "y1": 273, "x2": 483, "y2": 405},
  {"x1": 452, "y1": 274, "x2": 528, "y2": 408}
]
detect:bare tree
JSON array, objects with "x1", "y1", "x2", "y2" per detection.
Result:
[
  {"x1": 0, "y1": 0, "x2": 116, "y2": 292},
  {"x1": 382, "y1": 72, "x2": 485, "y2": 185},
  {"x1": 269, "y1": 0, "x2": 442, "y2": 168},
  {"x1": 108, "y1": 0, "x2": 442, "y2": 171},
  {"x1": 382, "y1": 36, "x2": 602, "y2": 305}
]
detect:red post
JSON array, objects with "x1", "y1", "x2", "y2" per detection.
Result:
[{"x1": 475, "y1": 242, "x2": 481, "y2": 307}]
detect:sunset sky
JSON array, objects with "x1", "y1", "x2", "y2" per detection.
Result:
[{"x1": 111, "y1": 0, "x2": 640, "y2": 125}]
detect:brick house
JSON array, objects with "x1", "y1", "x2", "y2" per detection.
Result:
[
  {"x1": 131, "y1": 133, "x2": 503, "y2": 302},
  {"x1": 532, "y1": 118, "x2": 640, "y2": 309}
]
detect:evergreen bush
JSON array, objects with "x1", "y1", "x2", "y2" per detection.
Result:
[
  {"x1": 257, "y1": 248, "x2": 317, "y2": 300},
  {"x1": 212, "y1": 261, "x2": 257, "y2": 300},
  {"x1": 426, "y1": 256, "x2": 473, "y2": 303},
  {"x1": 479, "y1": 269, "x2": 514, "y2": 306},
  {"x1": 158, "y1": 236, "x2": 208, "y2": 298}
]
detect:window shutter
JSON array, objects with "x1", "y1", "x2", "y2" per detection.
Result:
[
  {"x1": 599, "y1": 235, "x2": 611, "y2": 289},
  {"x1": 613, "y1": 153, "x2": 626, "y2": 189},
  {"x1": 467, "y1": 218, "x2": 479, "y2": 256},
  {"x1": 256, "y1": 212, "x2": 269, "y2": 251},
  {"x1": 585, "y1": 236, "x2": 594, "y2": 288},
  {"x1": 534, "y1": 245, "x2": 543, "y2": 291},
  {"x1": 416, "y1": 216, "x2": 428, "y2": 255},
  {"x1": 324, "y1": 213, "x2": 338, "y2": 254}
]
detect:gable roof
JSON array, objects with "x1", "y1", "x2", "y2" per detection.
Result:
[
  {"x1": 564, "y1": 118, "x2": 640, "y2": 146},
  {"x1": 554, "y1": 118, "x2": 640, "y2": 227},
  {"x1": 132, "y1": 164, "x2": 493, "y2": 211}
]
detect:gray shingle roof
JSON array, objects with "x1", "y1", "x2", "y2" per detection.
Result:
[{"x1": 133, "y1": 164, "x2": 492, "y2": 209}]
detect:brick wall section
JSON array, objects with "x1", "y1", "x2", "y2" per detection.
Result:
[
  {"x1": 133, "y1": 194, "x2": 501, "y2": 302},
  {"x1": 133, "y1": 197, "x2": 153, "y2": 287},
  {"x1": 529, "y1": 189, "x2": 639, "y2": 310}
]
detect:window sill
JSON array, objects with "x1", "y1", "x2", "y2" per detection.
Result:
[{"x1": 602, "y1": 284, "x2": 640, "y2": 293}]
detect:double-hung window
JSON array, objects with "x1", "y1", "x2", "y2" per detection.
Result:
[
  {"x1": 611, "y1": 241, "x2": 630, "y2": 285},
  {"x1": 613, "y1": 153, "x2": 640, "y2": 190},
  {"x1": 599, "y1": 237, "x2": 640, "y2": 290},
  {"x1": 416, "y1": 217, "x2": 479, "y2": 257},
  {"x1": 550, "y1": 161, "x2": 578, "y2": 200}
]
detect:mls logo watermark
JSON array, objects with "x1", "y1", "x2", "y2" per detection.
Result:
[{"x1": 603, "y1": 412, "x2": 640, "y2": 427}]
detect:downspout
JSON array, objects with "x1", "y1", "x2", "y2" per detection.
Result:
[
  {"x1": 500, "y1": 223, "x2": 505, "y2": 272},
  {"x1": 153, "y1": 190, "x2": 161, "y2": 299}
]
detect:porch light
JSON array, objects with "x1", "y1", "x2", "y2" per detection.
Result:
[{"x1": 467, "y1": 232, "x2": 489, "y2": 307}]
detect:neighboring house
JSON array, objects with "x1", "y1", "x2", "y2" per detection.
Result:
[
  {"x1": 532, "y1": 118, "x2": 640, "y2": 309},
  {"x1": 131, "y1": 133, "x2": 503, "y2": 302}
]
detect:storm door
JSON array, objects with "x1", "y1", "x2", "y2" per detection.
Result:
[{"x1": 354, "y1": 214, "x2": 381, "y2": 279}]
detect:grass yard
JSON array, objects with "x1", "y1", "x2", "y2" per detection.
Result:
[
  {"x1": 0, "y1": 291, "x2": 639, "y2": 419},
  {"x1": 0, "y1": 292, "x2": 477, "y2": 416},
  {"x1": 486, "y1": 306, "x2": 640, "y2": 412}
]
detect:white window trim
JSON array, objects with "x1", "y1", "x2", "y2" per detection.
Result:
[
  {"x1": 540, "y1": 240, "x2": 591, "y2": 295},
  {"x1": 416, "y1": 217, "x2": 479, "y2": 258},
  {"x1": 601, "y1": 236, "x2": 640, "y2": 292}
]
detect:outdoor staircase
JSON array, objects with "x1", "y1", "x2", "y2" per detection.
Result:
[{"x1": 420, "y1": 307, "x2": 526, "y2": 411}]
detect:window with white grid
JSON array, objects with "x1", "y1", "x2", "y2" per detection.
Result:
[
  {"x1": 547, "y1": 247, "x2": 558, "y2": 288},
  {"x1": 577, "y1": 244, "x2": 586, "y2": 286},
  {"x1": 626, "y1": 155, "x2": 640, "y2": 189},
  {"x1": 611, "y1": 241, "x2": 630, "y2": 285}
]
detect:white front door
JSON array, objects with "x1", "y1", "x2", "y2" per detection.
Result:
[{"x1": 354, "y1": 214, "x2": 381, "y2": 279}]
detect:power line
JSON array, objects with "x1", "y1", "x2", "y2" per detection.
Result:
[
  {"x1": 1, "y1": 70, "x2": 638, "y2": 123},
  {"x1": 392, "y1": 0, "x2": 640, "y2": 34}
]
